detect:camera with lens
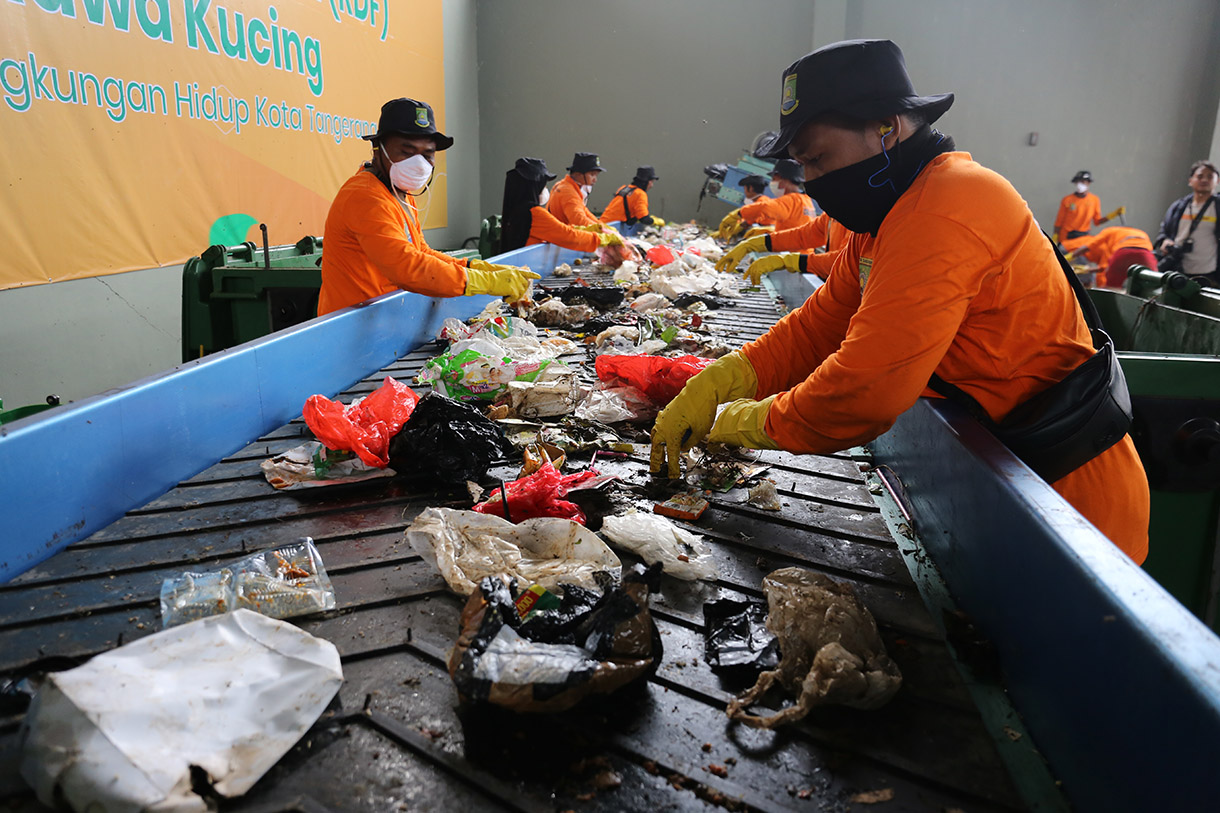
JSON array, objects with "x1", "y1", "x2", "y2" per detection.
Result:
[{"x1": 1159, "y1": 237, "x2": 1194, "y2": 271}]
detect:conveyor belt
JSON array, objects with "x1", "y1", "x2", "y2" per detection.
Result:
[{"x1": 0, "y1": 270, "x2": 1025, "y2": 812}]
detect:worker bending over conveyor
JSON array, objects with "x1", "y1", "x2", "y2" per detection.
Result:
[
  {"x1": 717, "y1": 159, "x2": 816, "y2": 241},
  {"x1": 500, "y1": 158, "x2": 626, "y2": 254},
  {"x1": 318, "y1": 97, "x2": 537, "y2": 315},
  {"x1": 600, "y1": 166, "x2": 665, "y2": 228},
  {"x1": 1066, "y1": 227, "x2": 1157, "y2": 288}
]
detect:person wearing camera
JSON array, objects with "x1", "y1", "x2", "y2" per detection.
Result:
[{"x1": 1154, "y1": 160, "x2": 1220, "y2": 285}]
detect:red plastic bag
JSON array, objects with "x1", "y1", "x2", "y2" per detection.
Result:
[
  {"x1": 302, "y1": 377, "x2": 420, "y2": 468},
  {"x1": 646, "y1": 245, "x2": 677, "y2": 266},
  {"x1": 473, "y1": 463, "x2": 599, "y2": 524},
  {"x1": 594, "y1": 355, "x2": 714, "y2": 407}
]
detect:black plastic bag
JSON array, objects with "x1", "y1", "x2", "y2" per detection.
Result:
[
  {"x1": 672, "y1": 292, "x2": 734, "y2": 310},
  {"x1": 388, "y1": 392, "x2": 513, "y2": 485},
  {"x1": 703, "y1": 598, "x2": 779, "y2": 681},
  {"x1": 553, "y1": 285, "x2": 626, "y2": 310}
]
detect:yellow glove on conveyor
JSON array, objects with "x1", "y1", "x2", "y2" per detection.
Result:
[
  {"x1": 650, "y1": 351, "x2": 759, "y2": 478},
  {"x1": 717, "y1": 209, "x2": 745, "y2": 241},
  {"x1": 464, "y1": 264, "x2": 540, "y2": 301},
  {"x1": 744, "y1": 253, "x2": 802, "y2": 285},
  {"x1": 599, "y1": 230, "x2": 624, "y2": 247},
  {"x1": 707, "y1": 396, "x2": 781, "y2": 450},
  {"x1": 715, "y1": 234, "x2": 769, "y2": 273}
]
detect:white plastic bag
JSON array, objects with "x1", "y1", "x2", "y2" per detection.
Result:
[
  {"x1": 574, "y1": 385, "x2": 658, "y2": 423},
  {"x1": 600, "y1": 511, "x2": 719, "y2": 581},
  {"x1": 407, "y1": 507, "x2": 622, "y2": 596},
  {"x1": 20, "y1": 610, "x2": 343, "y2": 813}
]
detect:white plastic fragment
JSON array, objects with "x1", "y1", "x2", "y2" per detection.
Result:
[{"x1": 599, "y1": 511, "x2": 719, "y2": 581}]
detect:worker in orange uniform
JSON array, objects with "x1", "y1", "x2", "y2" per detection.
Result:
[
  {"x1": 1066, "y1": 227, "x2": 1158, "y2": 288},
  {"x1": 547, "y1": 152, "x2": 606, "y2": 227},
  {"x1": 500, "y1": 158, "x2": 626, "y2": 254},
  {"x1": 736, "y1": 212, "x2": 854, "y2": 283},
  {"x1": 655, "y1": 40, "x2": 1149, "y2": 563},
  {"x1": 1053, "y1": 171, "x2": 1124, "y2": 250},
  {"x1": 717, "y1": 159, "x2": 816, "y2": 240},
  {"x1": 600, "y1": 166, "x2": 664, "y2": 230},
  {"x1": 318, "y1": 98, "x2": 538, "y2": 315},
  {"x1": 740, "y1": 174, "x2": 770, "y2": 207}
]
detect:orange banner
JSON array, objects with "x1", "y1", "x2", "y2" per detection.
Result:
[{"x1": 0, "y1": 0, "x2": 447, "y2": 289}]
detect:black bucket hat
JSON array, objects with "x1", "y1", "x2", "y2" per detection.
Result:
[
  {"x1": 759, "y1": 39, "x2": 954, "y2": 159},
  {"x1": 770, "y1": 159, "x2": 804, "y2": 184},
  {"x1": 362, "y1": 98, "x2": 454, "y2": 150},
  {"x1": 633, "y1": 165, "x2": 659, "y2": 183},
  {"x1": 1072, "y1": 170, "x2": 1093, "y2": 183},
  {"x1": 739, "y1": 174, "x2": 769, "y2": 191},
  {"x1": 515, "y1": 157, "x2": 556, "y2": 183},
  {"x1": 568, "y1": 152, "x2": 605, "y2": 173}
]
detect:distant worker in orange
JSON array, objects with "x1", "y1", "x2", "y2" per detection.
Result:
[
  {"x1": 739, "y1": 174, "x2": 769, "y2": 207},
  {"x1": 1066, "y1": 227, "x2": 1157, "y2": 288},
  {"x1": 600, "y1": 166, "x2": 664, "y2": 230},
  {"x1": 318, "y1": 98, "x2": 538, "y2": 315},
  {"x1": 656, "y1": 39, "x2": 1149, "y2": 564},
  {"x1": 500, "y1": 157, "x2": 626, "y2": 254},
  {"x1": 717, "y1": 159, "x2": 816, "y2": 240},
  {"x1": 736, "y1": 212, "x2": 855, "y2": 283},
  {"x1": 1053, "y1": 170, "x2": 1124, "y2": 250},
  {"x1": 547, "y1": 152, "x2": 606, "y2": 227}
]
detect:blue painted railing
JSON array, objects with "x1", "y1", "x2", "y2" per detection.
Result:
[{"x1": 0, "y1": 241, "x2": 581, "y2": 582}]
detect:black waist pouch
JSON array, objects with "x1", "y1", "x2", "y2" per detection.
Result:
[{"x1": 929, "y1": 235, "x2": 1133, "y2": 483}]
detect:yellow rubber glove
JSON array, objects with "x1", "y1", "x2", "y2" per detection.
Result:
[
  {"x1": 464, "y1": 265, "x2": 541, "y2": 300},
  {"x1": 599, "y1": 230, "x2": 624, "y2": 247},
  {"x1": 649, "y1": 215, "x2": 665, "y2": 227},
  {"x1": 707, "y1": 396, "x2": 781, "y2": 449},
  {"x1": 573, "y1": 223, "x2": 606, "y2": 233},
  {"x1": 1100, "y1": 205, "x2": 1126, "y2": 222},
  {"x1": 650, "y1": 352, "x2": 759, "y2": 478},
  {"x1": 714, "y1": 234, "x2": 768, "y2": 273},
  {"x1": 717, "y1": 209, "x2": 744, "y2": 241},
  {"x1": 468, "y1": 258, "x2": 525, "y2": 274},
  {"x1": 744, "y1": 253, "x2": 802, "y2": 285},
  {"x1": 742, "y1": 225, "x2": 774, "y2": 241}
]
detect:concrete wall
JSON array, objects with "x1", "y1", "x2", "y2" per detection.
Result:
[
  {"x1": 0, "y1": 0, "x2": 483, "y2": 410},
  {"x1": 476, "y1": 0, "x2": 1220, "y2": 237}
]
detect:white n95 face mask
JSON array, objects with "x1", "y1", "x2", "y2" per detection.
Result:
[
  {"x1": 1075, "y1": 182, "x2": 1088, "y2": 194},
  {"x1": 769, "y1": 180, "x2": 782, "y2": 195},
  {"x1": 388, "y1": 153, "x2": 433, "y2": 194},
  {"x1": 579, "y1": 184, "x2": 592, "y2": 199},
  {"x1": 538, "y1": 186, "x2": 551, "y2": 206}
]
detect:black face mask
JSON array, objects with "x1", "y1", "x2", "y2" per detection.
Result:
[{"x1": 804, "y1": 125, "x2": 955, "y2": 236}]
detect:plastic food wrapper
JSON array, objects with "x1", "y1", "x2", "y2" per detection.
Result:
[
  {"x1": 727, "y1": 568, "x2": 903, "y2": 728},
  {"x1": 20, "y1": 610, "x2": 343, "y2": 813},
  {"x1": 747, "y1": 479, "x2": 783, "y2": 511},
  {"x1": 301, "y1": 376, "x2": 420, "y2": 467},
  {"x1": 472, "y1": 462, "x2": 600, "y2": 524},
  {"x1": 418, "y1": 336, "x2": 568, "y2": 402},
  {"x1": 439, "y1": 314, "x2": 537, "y2": 344},
  {"x1": 654, "y1": 491, "x2": 710, "y2": 521},
  {"x1": 448, "y1": 567, "x2": 661, "y2": 712},
  {"x1": 406, "y1": 507, "x2": 622, "y2": 596},
  {"x1": 505, "y1": 376, "x2": 580, "y2": 419},
  {"x1": 703, "y1": 598, "x2": 780, "y2": 681},
  {"x1": 599, "y1": 512, "x2": 718, "y2": 581},
  {"x1": 595, "y1": 354, "x2": 714, "y2": 406},
  {"x1": 388, "y1": 392, "x2": 514, "y2": 485},
  {"x1": 160, "y1": 537, "x2": 337, "y2": 628},
  {"x1": 574, "y1": 385, "x2": 658, "y2": 424},
  {"x1": 260, "y1": 441, "x2": 396, "y2": 490}
]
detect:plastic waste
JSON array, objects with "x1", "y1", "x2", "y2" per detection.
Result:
[
  {"x1": 599, "y1": 512, "x2": 718, "y2": 581},
  {"x1": 505, "y1": 376, "x2": 580, "y2": 419},
  {"x1": 612, "y1": 260, "x2": 640, "y2": 283},
  {"x1": 595, "y1": 354, "x2": 714, "y2": 406},
  {"x1": 260, "y1": 441, "x2": 396, "y2": 490},
  {"x1": 726, "y1": 568, "x2": 903, "y2": 728},
  {"x1": 646, "y1": 245, "x2": 677, "y2": 266},
  {"x1": 472, "y1": 462, "x2": 600, "y2": 524},
  {"x1": 629, "y1": 292, "x2": 672, "y2": 313},
  {"x1": 302, "y1": 376, "x2": 420, "y2": 467},
  {"x1": 553, "y1": 285, "x2": 626, "y2": 310},
  {"x1": 439, "y1": 314, "x2": 537, "y2": 344},
  {"x1": 388, "y1": 392, "x2": 513, "y2": 484},
  {"x1": 448, "y1": 566, "x2": 661, "y2": 712},
  {"x1": 20, "y1": 610, "x2": 342, "y2": 813},
  {"x1": 596, "y1": 240, "x2": 638, "y2": 269},
  {"x1": 574, "y1": 385, "x2": 658, "y2": 424},
  {"x1": 703, "y1": 598, "x2": 780, "y2": 681},
  {"x1": 417, "y1": 337, "x2": 568, "y2": 402},
  {"x1": 529, "y1": 298, "x2": 597, "y2": 327},
  {"x1": 406, "y1": 507, "x2": 622, "y2": 596},
  {"x1": 672, "y1": 292, "x2": 735, "y2": 309},
  {"x1": 160, "y1": 538, "x2": 337, "y2": 628}
]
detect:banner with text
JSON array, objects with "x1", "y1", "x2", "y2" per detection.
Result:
[{"x1": 0, "y1": 0, "x2": 447, "y2": 289}]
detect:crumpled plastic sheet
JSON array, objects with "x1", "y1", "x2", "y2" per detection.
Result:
[
  {"x1": 629, "y1": 292, "x2": 671, "y2": 313},
  {"x1": 406, "y1": 506, "x2": 622, "y2": 596},
  {"x1": 448, "y1": 567, "x2": 661, "y2": 712},
  {"x1": 613, "y1": 260, "x2": 640, "y2": 283},
  {"x1": 260, "y1": 441, "x2": 396, "y2": 490},
  {"x1": 648, "y1": 260, "x2": 725, "y2": 300},
  {"x1": 595, "y1": 354, "x2": 713, "y2": 407},
  {"x1": 574, "y1": 385, "x2": 658, "y2": 424},
  {"x1": 439, "y1": 314, "x2": 537, "y2": 344},
  {"x1": 529, "y1": 298, "x2": 597, "y2": 327},
  {"x1": 472, "y1": 462, "x2": 599, "y2": 524},
  {"x1": 703, "y1": 598, "x2": 780, "y2": 681},
  {"x1": 599, "y1": 511, "x2": 718, "y2": 581},
  {"x1": 726, "y1": 568, "x2": 903, "y2": 728},
  {"x1": 302, "y1": 376, "x2": 420, "y2": 467},
  {"x1": 506, "y1": 375, "x2": 581, "y2": 419},
  {"x1": 418, "y1": 320, "x2": 571, "y2": 401},
  {"x1": 682, "y1": 237, "x2": 724, "y2": 261},
  {"x1": 388, "y1": 392, "x2": 513, "y2": 485},
  {"x1": 20, "y1": 610, "x2": 343, "y2": 813}
]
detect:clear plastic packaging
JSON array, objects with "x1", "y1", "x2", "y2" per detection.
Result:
[{"x1": 599, "y1": 511, "x2": 718, "y2": 581}]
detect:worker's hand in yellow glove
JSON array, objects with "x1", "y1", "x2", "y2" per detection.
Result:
[
  {"x1": 649, "y1": 215, "x2": 665, "y2": 227},
  {"x1": 598, "y1": 230, "x2": 624, "y2": 247},
  {"x1": 650, "y1": 352, "x2": 759, "y2": 478},
  {"x1": 464, "y1": 264, "x2": 541, "y2": 301},
  {"x1": 468, "y1": 258, "x2": 523, "y2": 274},
  {"x1": 573, "y1": 222, "x2": 606, "y2": 233},
  {"x1": 717, "y1": 209, "x2": 745, "y2": 241},
  {"x1": 1100, "y1": 205, "x2": 1127, "y2": 223},
  {"x1": 741, "y1": 225, "x2": 774, "y2": 241},
  {"x1": 743, "y1": 253, "x2": 802, "y2": 285},
  {"x1": 714, "y1": 234, "x2": 768, "y2": 273},
  {"x1": 706, "y1": 396, "x2": 781, "y2": 450}
]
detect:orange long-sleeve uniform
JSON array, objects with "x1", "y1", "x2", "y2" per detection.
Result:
[
  {"x1": 741, "y1": 191, "x2": 817, "y2": 233},
  {"x1": 749, "y1": 152, "x2": 1149, "y2": 563},
  {"x1": 318, "y1": 168, "x2": 468, "y2": 316},
  {"x1": 774, "y1": 213, "x2": 853, "y2": 276},
  {"x1": 546, "y1": 175, "x2": 600, "y2": 227},
  {"x1": 524, "y1": 206, "x2": 601, "y2": 252},
  {"x1": 1054, "y1": 191, "x2": 1103, "y2": 249},
  {"x1": 600, "y1": 185, "x2": 650, "y2": 224},
  {"x1": 1074, "y1": 227, "x2": 1153, "y2": 267}
]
